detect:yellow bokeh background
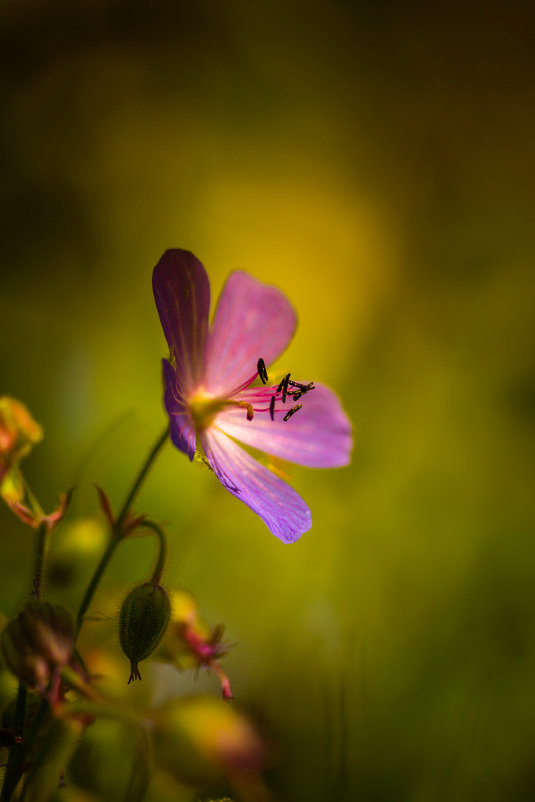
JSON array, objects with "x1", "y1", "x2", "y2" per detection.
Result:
[{"x1": 1, "y1": 1, "x2": 535, "y2": 799}]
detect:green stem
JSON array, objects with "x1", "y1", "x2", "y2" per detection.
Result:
[
  {"x1": 140, "y1": 520, "x2": 168, "y2": 586},
  {"x1": 75, "y1": 426, "x2": 168, "y2": 638},
  {"x1": 13, "y1": 682, "x2": 27, "y2": 732},
  {"x1": 1, "y1": 698, "x2": 48, "y2": 802},
  {"x1": 2, "y1": 509, "x2": 47, "y2": 799},
  {"x1": 75, "y1": 535, "x2": 117, "y2": 637},
  {"x1": 0, "y1": 681, "x2": 28, "y2": 801},
  {"x1": 30, "y1": 521, "x2": 49, "y2": 600},
  {"x1": 115, "y1": 427, "x2": 169, "y2": 531}
]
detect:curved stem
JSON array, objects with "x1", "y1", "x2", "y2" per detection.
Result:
[
  {"x1": 75, "y1": 426, "x2": 168, "y2": 638},
  {"x1": 140, "y1": 520, "x2": 168, "y2": 586}
]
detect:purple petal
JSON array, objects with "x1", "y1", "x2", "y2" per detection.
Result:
[
  {"x1": 162, "y1": 358, "x2": 196, "y2": 461},
  {"x1": 153, "y1": 250, "x2": 211, "y2": 393},
  {"x1": 214, "y1": 383, "x2": 352, "y2": 468},
  {"x1": 201, "y1": 428, "x2": 311, "y2": 543},
  {"x1": 204, "y1": 271, "x2": 297, "y2": 396}
]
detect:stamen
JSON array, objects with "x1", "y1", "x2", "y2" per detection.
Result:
[
  {"x1": 283, "y1": 404, "x2": 302, "y2": 422},
  {"x1": 276, "y1": 374, "x2": 288, "y2": 394},
  {"x1": 269, "y1": 395, "x2": 275, "y2": 421},
  {"x1": 281, "y1": 374, "x2": 291, "y2": 403},
  {"x1": 288, "y1": 379, "x2": 315, "y2": 393},
  {"x1": 257, "y1": 358, "x2": 269, "y2": 384},
  {"x1": 290, "y1": 391, "x2": 303, "y2": 402},
  {"x1": 235, "y1": 401, "x2": 255, "y2": 421}
]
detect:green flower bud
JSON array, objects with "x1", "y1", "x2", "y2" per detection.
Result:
[{"x1": 119, "y1": 582, "x2": 171, "y2": 683}]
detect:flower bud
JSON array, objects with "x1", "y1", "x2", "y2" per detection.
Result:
[
  {"x1": 154, "y1": 696, "x2": 266, "y2": 786},
  {"x1": 1, "y1": 602, "x2": 74, "y2": 691},
  {"x1": 0, "y1": 397, "x2": 43, "y2": 471},
  {"x1": 1, "y1": 616, "x2": 48, "y2": 690},
  {"x1": 119, "y1": 582, "x2": 171, "y2": 683},
  {"x1": 159, "y1": 591, "x2": 233, "y2": 700},
  {"x1": 0, "y1": 398, "x2": 42, "y2": 502}
]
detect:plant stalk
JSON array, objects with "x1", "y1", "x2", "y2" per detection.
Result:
[{"x1": 75, "y1": 426, "x2": 168, "y2": 637}]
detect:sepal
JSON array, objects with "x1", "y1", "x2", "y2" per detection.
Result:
[
  {"x1": 94, "y1": 484, "x2": 146, "y2": 538},
  {"x1": 6, "y1": 488, "x2": 75, "y2": 532}
]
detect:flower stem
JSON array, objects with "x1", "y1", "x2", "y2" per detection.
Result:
[
  {"x1": 115, "y1": 427, "x2": 169, "y2": 532},
  {"x1": 0, "y1": 696, "x2": 48, "y2": 802},
  {"x1": 140, "y1": 520, "x2": 168, "y2": 586},
  {"x1": 31, "y1": 521, "x2": 49, "y2": 599},
  {"x1": 75, "y1": 535, "x2": 116, "y2": 637},
  {"x1": 1, "y1": 501, "x2": 48, "y2": 800},
  {"x1": 75, "y1": 426, "x2": 168, "y2": 637}
]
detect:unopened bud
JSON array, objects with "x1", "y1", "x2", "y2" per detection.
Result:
[
  {"x1": 0, "y1": 397, "x2": 43, "y2": 470},
  {"x1": 1, "y1": 602, "x2": 74, "y2": 691},
  {"x1": 119, "y1": 582, "x2": 170, "y2": 683},
  {"x1": 1, "y1": 617, "x2": 48, "y2": 690},
  {"x1": 159, "y1": 590, "x2": 233, "y2": 699},
  {"x1": 21, "y1": 602, "x2": 74, "y2": 665},
  {"x1": 0, "y1": 398, "x2": 42, "y2": 502}
]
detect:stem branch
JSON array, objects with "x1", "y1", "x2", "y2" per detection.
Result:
[{"x1": 75, "y1": 426, "x2": 168, "y2": 638}]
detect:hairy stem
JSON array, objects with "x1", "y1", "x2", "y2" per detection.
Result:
[
  {"x1": 75, "y1": 426, "x2": 168, "y2": 637},
  {"x1": 140, "y1": 520, "x2": 168, "y2": 586},
  {"x1": 30, "y1": 521, "x2": 49, "y2": 600},
  {"x1": 115, "y1": 426, "x2": 169, "y2": 531}
]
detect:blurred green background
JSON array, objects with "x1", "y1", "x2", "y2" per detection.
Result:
[{"x1": 1, "y1": 0, "x2": 535, "y2": 799}]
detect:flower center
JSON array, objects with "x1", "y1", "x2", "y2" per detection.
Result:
[{"x1": 189, "y1": 392, "x2": 227, "y2": 432}]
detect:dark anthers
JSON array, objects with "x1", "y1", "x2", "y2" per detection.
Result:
[
  {"x1": 257, "y1": 357, "x2": 269, "y2": 384},
  {"x1": 269, "y1": 372, "x2": 315, "y2": 423},
  {"x1": 283, "y1": 404, "x2": 302, "y2": 422}
]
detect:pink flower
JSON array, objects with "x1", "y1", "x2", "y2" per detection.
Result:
[{"x1": 153, "y1": 249, "x2": 352, "y2": 543}]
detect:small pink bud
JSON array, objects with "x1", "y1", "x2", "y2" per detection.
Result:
[{"x1": 160, "y1": 591, "x2": 234, "y2": 700}]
